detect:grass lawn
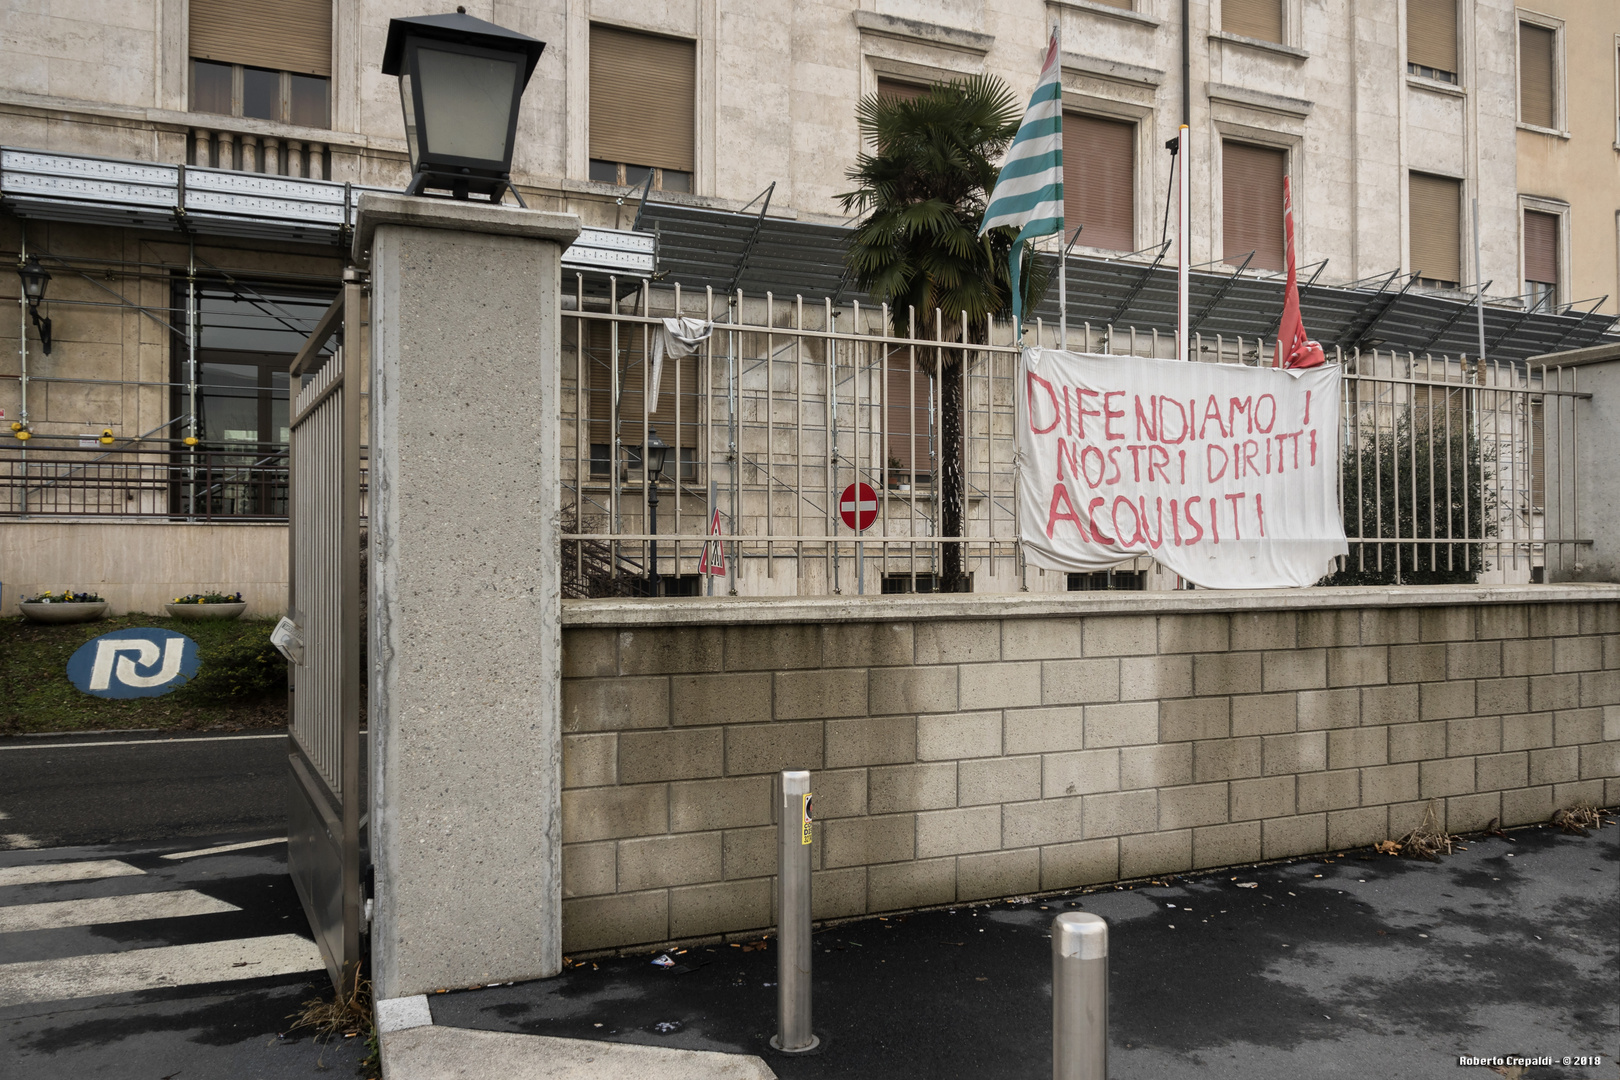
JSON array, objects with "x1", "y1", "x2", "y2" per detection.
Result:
[{"x1": 0, "y1": 614, "x2": 287, "y2": 735}]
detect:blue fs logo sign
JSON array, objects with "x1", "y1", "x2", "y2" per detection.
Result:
[{"x1": 66, "y1": 628, "x2": 200, "y2": 699}]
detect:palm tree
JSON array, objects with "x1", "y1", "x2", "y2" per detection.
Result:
[{"x1": 838, "y1": 75, "x2": 1049, "y2": 591}]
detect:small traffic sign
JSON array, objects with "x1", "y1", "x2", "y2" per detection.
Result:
[
  {"x1": 839, "y1": 482, "x2": 878, "y2": 533},
  {"x1": 699, "y1": 506, "x2": 726, "y2": 575}
]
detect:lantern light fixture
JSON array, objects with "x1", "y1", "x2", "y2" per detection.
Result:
[
  {"x1": 381, "y1": 9, "x2": 545, "y2": 205},
  {"x1": 643, "y1": 427, "x2": 669, "y2": 484},
  {"x1": 16, "y1": 256, "x2": 52, "y2": 355}
]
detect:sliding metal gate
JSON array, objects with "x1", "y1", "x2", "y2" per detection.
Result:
[{"x1": 286, "y1": 280, "x2": 365, "y2": 992}]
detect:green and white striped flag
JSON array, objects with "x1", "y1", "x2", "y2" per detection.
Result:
[{"x1": 980, "y1": 29, "x2": 1063, "y2": 337}]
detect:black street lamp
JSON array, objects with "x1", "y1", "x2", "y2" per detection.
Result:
[
  {"x1": 16, "y1": 256, "x2": 52, "y2": 355},
  {"x1": 644, "y1": 428, "x2": 668, "y2": 595},
  {"x1": 381, "y1": 9, "x2": 545, "y2": 205}
]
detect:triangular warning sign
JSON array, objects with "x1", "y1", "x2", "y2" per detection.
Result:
[{"x1": 699, "y1": 507, "x2": 726, "y2": 576}]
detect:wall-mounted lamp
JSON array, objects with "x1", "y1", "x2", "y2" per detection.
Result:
[{"x1": 17, "y1": 256, "x2": 52, "y2": 355}]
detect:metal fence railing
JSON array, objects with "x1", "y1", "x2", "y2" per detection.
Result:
[
  {"x1": 0, "y1": 443, "x2": 372, "y2": 523},
  {"x1": 2, "y1": 276, "x2": 1589, "y2": 595},
  {"x1": 0, "y1": 445, "x2": 292, "y2": 520},
  {"x1": 558, "y1": 278, "x2": 1589, "y2": 595}
]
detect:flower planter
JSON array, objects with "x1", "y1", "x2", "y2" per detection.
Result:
[
  {"x1": 165, "y1": 601, "x2": 247, "y2": 621},
  {"x1": 20, "y1": 601, "x2": 109, "y2": 624}
]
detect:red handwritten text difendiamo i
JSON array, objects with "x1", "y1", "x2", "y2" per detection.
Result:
[{"x1": 1026, "y1": 370, "x2": 1325, "y2": 546}]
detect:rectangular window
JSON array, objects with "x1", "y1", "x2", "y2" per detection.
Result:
[
  {"x1": 1409, "y1": 172, "x2": 1462, "y2": 288},
  {"x1": 168, "y1": 282, "x2": 335, "y2": 518},
  {"x1": 1523, "y1": 209, "x2": 1560, "y2": 308},
  {"x1": 590, "y1": 24, "x2": 696, "y2": 193},
  {"x1": 1067, "y1": 570, "x2": 1146, "y2": 591},
  {"x1": 1063, "y1": 113, "x2": 1134, "y2": 253},
  {"x1": 1222, "y1": 0, "x2": 1283, "y2": 44},
  {"x1": 882, "y1": 573, "x2": 940, "y2": 594},
  {"x1": 1519, "y1": 22, "x2": 1557, "y2": 129},
  {"x1": 1406, "y1": 0, "x2": 1458, "y2": 83},
  {"x1": 1222, "y1": 141, "x2": 1286, "y2": 272},
  {"x1": 660, "y1": 575, "x2": 704, "y2": 597},
  {"x1": 876, "y1": 78, "x2": 929, "y2": 101},
  {"x1": 885, "y1": 352, "x2": 933, "y2": 486},
  {"x1": 583, "y1": 321, "x2": 700, "y2": 481},
  {"x1": 189, "y1": 0, "x2": 330, "y2": 128}
]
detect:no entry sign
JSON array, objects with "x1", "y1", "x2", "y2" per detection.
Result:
[{"x1": 839, "y1": 482, "x2": 878, "y2": 532}]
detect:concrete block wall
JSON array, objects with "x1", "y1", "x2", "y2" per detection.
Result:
[{"x1": 557, "y1": 587, "x2": 1620, "y2": 954}]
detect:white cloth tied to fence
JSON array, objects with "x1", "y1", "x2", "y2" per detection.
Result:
[
  {"x1": 648, "y1": 318, "x2": 713, "y2": 414},
  {"x1": 1017, "y1": 349, "x2": 1348, "y2": 589}
]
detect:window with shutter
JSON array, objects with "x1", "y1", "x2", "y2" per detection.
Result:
[
  {"x1": 1518, "y1": 22, "x2": 1557, "y2": 129},
  {"x1": 1523, "y1": 210, "x2": 1560, "y2": 307},
  {"x1": 1222, "y1": 0, "x2": 1283, "y2": 44},
  {"x1": 876, "y1": 78, "x2": 929, "y2": 101},
  {"x1": 589, "y1": 25, "x2": 696, "y2": 193},
  {"x1": 189, "y1": 0, "x2": 331, "y2": 128},
  {"x1": 1222, "y1": 141, "x2": 1286, "y2": 272},
  {"x1": 1409, "y1": 173, "x2": 1462, "y2": 288},
  {"x1": 1406, "y1": 0, "x2": 1458, "y2": 82},
  {"x1": 885, "y1": 352, "x2": 933, "y2": 484},
  {"x1": 584, "y1": 320, "x2": 701, "y2": 481},
  {"x1": 1063, "y1": 113, "x2": 1134, "y2": 253}
]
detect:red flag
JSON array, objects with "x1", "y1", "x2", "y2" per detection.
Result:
[{"x1": 1275, "y1": 176, "x2": 1325, "y2": 370}]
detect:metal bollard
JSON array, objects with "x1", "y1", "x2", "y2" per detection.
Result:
[
  {"x1": 1052, "y1": 912, "x2": 1108, "y2": 1080},
  {"x1": 771, "y1": 769, "x2": 818, "y2": 1052}
]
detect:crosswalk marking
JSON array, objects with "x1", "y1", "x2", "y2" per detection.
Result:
[
  {"x1": 0, "y1": 934, "x2": 324, "y2": 1007},
  {"x1": 161, "y1": 837, "x2": 286, "y2": 861},
  {"x1": 0, "y1": 890, "x2": 240, "y2": 933},
  {"x1": 0, "y1": 860, "x2": 145, "y2": 888}
]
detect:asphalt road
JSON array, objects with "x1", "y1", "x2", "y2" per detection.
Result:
[
  {"x1": 0, "y1": 730, "x2": 367, "y2": 850},
  {"x1": 0, "y1": 836, "x2": 368, "y2": 1080},
  {"x1": 0, "y1": 731, "x2": 371, "y2": 1079}
]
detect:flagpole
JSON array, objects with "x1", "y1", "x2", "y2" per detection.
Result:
[
  {"x1": 1177, "y1": 123, "x2": 1190, "y2": 361},
  {"x1": 1059, "y1": 239, "x2": 1066, "y2": 350}
]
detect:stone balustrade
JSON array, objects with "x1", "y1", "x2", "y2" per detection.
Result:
[{"x1": 189, "y1": 126, "x2": 328, "y2": 180}]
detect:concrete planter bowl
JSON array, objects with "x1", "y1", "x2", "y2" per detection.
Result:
[
  {"x1": 19, "y1": 601, "x2": 109, "y2": 624},
  {"x1": 165, "y1": 601, "x2": 247, "y2": 621}
]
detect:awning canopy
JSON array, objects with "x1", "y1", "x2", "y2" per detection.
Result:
[
  {"x1": 1, "y1": 146, "x2": 654, "y2": 279},
  {"x1": 635, "y1": 193, "x2": 1616, "y2": 363},
  {"x1": 7, "y1": 145, "x2": 1609, "y2": 364}
]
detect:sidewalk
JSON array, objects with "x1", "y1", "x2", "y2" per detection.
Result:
[{"x1": 381, "y1": 821, "x2": 1619, "y2": 1080}]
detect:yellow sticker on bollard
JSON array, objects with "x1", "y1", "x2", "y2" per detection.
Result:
[{"x1": 801, "y1": 793, "x2": 813, "y2": 845}]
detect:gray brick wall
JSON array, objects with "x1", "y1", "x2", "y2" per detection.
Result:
[{"x1": 556, "y1": 596, "x2": 1620, "y2": 953}]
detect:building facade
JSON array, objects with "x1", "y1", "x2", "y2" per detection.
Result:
[
  {"x1": 1, "y1": 1, "x2": 1612, "y2": 609},
  {"x1": 1509, "y1": 0, "x2": 1620, "y2": 316}
]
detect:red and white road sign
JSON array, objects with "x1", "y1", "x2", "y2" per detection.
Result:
[
  {"x1": 839, "y1": 482, "x2": 878, "y2": 533},
  {"x1": 699, "y1": 506, "x2": 726, "y2": 575}
]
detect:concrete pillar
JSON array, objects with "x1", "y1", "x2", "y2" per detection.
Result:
[
  {"x1": 355, "y1": 193, "x2": 581, "y2": 999},
  {"x1": 1536, "y1": 344, "x2": 1619, "y2": 583}
]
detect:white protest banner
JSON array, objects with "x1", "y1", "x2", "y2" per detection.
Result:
[{"x1": 1017, "y1": 349, "x2": 1347, "y2": 589}]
